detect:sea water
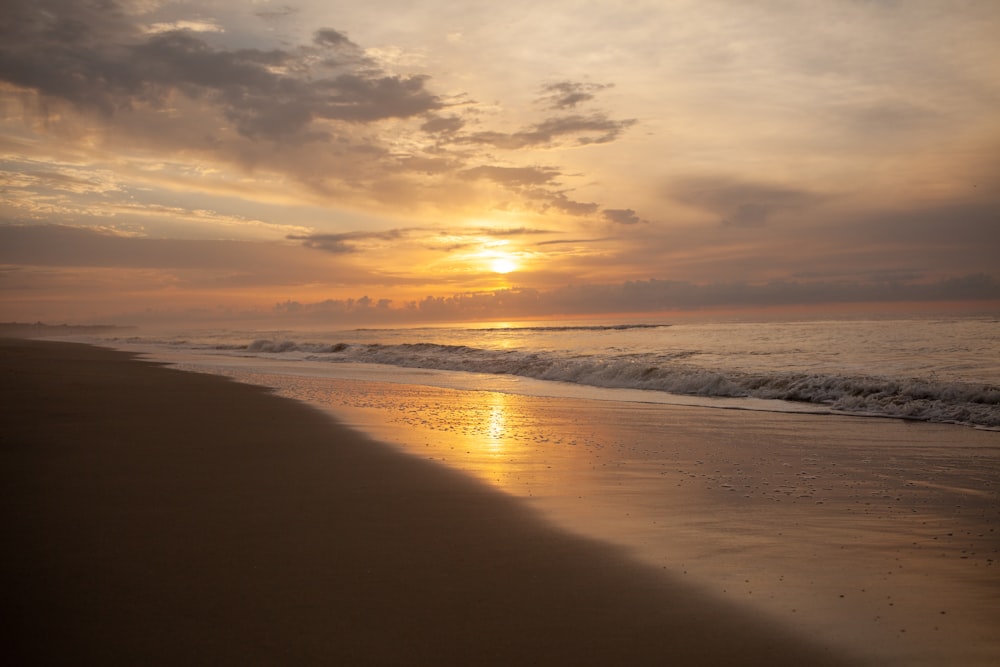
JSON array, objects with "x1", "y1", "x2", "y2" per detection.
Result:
[{"x1": 105, "y1": 315, "x2": 1000, "y2": 429}]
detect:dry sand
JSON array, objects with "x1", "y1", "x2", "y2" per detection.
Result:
[{"x1": 0, "y1": 340, "x2": 858, "y2": 665}]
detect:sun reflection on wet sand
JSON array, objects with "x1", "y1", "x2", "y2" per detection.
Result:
[
  {"x1": 208, "y1": 367, "x2": 1000, "y2": 667},
  {"x1": 486, "y1": 392, "x2": 506, "y2": 448}
]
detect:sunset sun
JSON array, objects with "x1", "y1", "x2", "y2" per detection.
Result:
[{"x1": 489, "y1": 256, "x2": 518, "y2": 274}]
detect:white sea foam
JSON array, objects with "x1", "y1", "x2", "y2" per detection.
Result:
[
  {"x1": 103, "y1": 317, "x2": 1000, "y2": 429},
  {"x1": 227, "y1": 338, "x2": 1000, "y2": 428}
]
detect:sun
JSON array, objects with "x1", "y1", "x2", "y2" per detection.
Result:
[{"x1": 489, "y1": 256, "x2": 518, "y2": 274}]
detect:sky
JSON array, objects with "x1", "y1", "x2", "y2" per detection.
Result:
[{"x1": 1, "y1": 0, "x2": 998, "y2": 325}]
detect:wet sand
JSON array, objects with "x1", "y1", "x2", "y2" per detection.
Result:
[{"x1": 0, "y1": 339, "x2": 856, "y2": 666}]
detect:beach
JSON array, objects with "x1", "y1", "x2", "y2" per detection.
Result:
[
  {"x1": 163, "y1": 345, "x2": 1000, "y2": 666},
  {"x1": 1, "y1": 339, "x2": 862, "y2": 666}
]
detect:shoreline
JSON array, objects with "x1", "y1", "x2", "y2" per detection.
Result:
[
  {"x1": 1, "y1": 339, "x2": 856, "y2": 665},
  {"x1": 111, "y1": 341, "x2": 1000, "y2": 432}
]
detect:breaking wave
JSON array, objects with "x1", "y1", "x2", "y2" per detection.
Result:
[
  {"x1": 240, "y1": 339, "x2": 1000, "y2": 429},
  {"x1": 464, "y1": 323, "x2": 668, "y2": 333}
]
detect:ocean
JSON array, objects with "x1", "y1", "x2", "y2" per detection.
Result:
[{"x1": 105, "y1": 315, "x2": 1000, "y2": 429}]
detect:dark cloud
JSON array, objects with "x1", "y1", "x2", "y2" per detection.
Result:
[
  {"x1": 572, "y1": 276, "x2": 1000, "y2": 311},
  {"x1": 0, "y1": 223, "x2": 365, "y2": 285},
  {"x1": 313, "y1": 28, "x2": 352, "y2": 48},
  {"x1": 532, "y1": 114, "x2": 636, "y2": 145},
  {"x1": 840, "y1": 200, "x2": 1000, "y2": 275},
  {"x1": 544, "y1": 194, "x2": 600, "y2": 216},
  {"x1": 602, "y1": 208, "x2": 647, "y2": 225},
  {"x1": 670, "y1": 176, "x2": 827, "y2": 227},
  {"x1": 255, "y1": 5, "x2": 299, "y2": 22},
  {"x1": 421, "y1": 114, "x2": 465, "y2": 135},
  {"x1": 273, "y1": 295, "x2": 394, "y2": 318},
  {"x1": 462, "y1": 114, "x2": 636, "y2": 149},
  {"x1": 0, "y1": 0, "x2": 442, "y2": 141},
  {"x1": 287, "y1": 229, "x2": 419, "y2": 253},
  {"x1": 0, "y1": 1, "x2": 138, "y2": 115},
  {"x1": 320, "y1": 73, "x2": 439, "y2": 122},
  {"x1": 0, "y1": 224, "x2": 228, "y2": 268},
  {"x1": 538, "y1": 81, "x2": 613, "y2": 110},
  {"x1": 272, "y1": 273, "x2": 1000, "y2": 324}
]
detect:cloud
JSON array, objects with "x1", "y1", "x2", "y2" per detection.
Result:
[
  {"x1": 420, "y1": 114, "x2": 465, "y2": 135},
  {"x1": 288, "y1": 225, "x2": 554, "y2": 255},
  {"x1": 538, "y1": 81, "x2": 613, "y2": 110},
  {"x1": 457, "y1": 165, "x2": 599, "y2": 216},
  {"x1": 534, "y1": 237, "x2": 613, "y2": 247},
  {"x1": 476, "y1": 227, "x2": 555, "y2": 237},
  {"x1": 269, "y1": 273, "x2": 1000, "y2": 324},
  {"x1": 669, "y1": 176, "x2": 828, "y2": 227},
  {"x1": 313, "y1": 28, "x2": 352, "y2": 48},
  {"x1": 0, "y1": 0, "x2": 644, "y2": 224},
  {"x1": 5, "y1": 224, "x2": 996, "y2": 325},
  {"x1": 130, "y1": 33, "x2": 439, "y2": 139},
  {"x1": 459, "y1": 165, "x2": 560, "y2": 186},
  {"x1": 273, "y1": 295, "x2": 394, "y2": 319},
  {"x1": 723, "y1": 203, "x2": 770, "y2": 228},
  {"x1": 0, "y1": 0, "x2": 441, "y2": 140},
  {"x1": 602, "y1": 208, "x2": 647, "y2": 225},
  {"x1": 461, "y1": 114, "x2": 636, "y2": 149},
  {"x1": 543, "y1": 193, "x2": 600, "y2": 216},
  {"x1": 143, "y1": 19, "x2": 224, "y2": 34},
  {"x1": 286, "y1": 229, "x2": 418, "y2": 254},
  {"x1": 3, "y1": 167, "x2": 123, "y2": 195},
  {"x1": 0, "y1": 223, "x2": 366, "y2": 285},
  {"x1": 255, "y1": 5, "x2": 298, "y2": 23},
  {"x1": 846, "y1": 200, "x2": 1000, "y2": 259}
]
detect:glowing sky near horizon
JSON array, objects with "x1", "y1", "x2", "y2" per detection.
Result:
[{"x1": 1, "y1": 0, "x2": 998, "y2": 324}]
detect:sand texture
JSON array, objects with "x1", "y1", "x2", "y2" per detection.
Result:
[{"x1": 0, "y1": 340, "x2": 857, "y2": 666}]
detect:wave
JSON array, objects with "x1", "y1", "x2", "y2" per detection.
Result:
[
  {"x1": 349, "y1": 323, "x2": 669, "y2": 334},
  {"x1": 239, "y1": 339, "x2": 1000, "y2": 429},
  {"x1": 466, "y1": 323, "x2": 669, "y2": 333}
]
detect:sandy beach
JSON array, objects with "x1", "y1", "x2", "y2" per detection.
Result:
[{"x1": 0, "y1": 339, "x2": 861, "y2": 666}]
